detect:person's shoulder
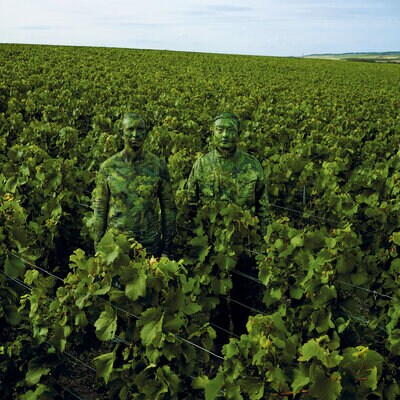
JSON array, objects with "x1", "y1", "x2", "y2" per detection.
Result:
[
  {"x1": 194, "y1": 150, "x2": 214, "y2": 165},
  {"x1": 189, "y1": 151, "x2": 214, "y2": 176},
  {"x1": 144, "y1": 150, "x2": 166, "y2": 167},
  {"x1": 238, "y1": 150, "x2": 264, "y2": 171},
  {"x1": 100, "y1": 151, "x2": 124, "y2": 171},
  {"x1": 143, "y1": 151, "x2": 174, "y2": 177}
]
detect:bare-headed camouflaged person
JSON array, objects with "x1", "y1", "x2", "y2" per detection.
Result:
[
  {"x1": 92, "y1": 112, "x2": 176, "y2": 257},
  {"x1": 186, "y1": 111, "x2": 269, "y2": 340},
  {"x1": 187, "y1": 111, "x2": 269, "y2": 236}
]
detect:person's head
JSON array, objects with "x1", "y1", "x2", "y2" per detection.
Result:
[
  {"x1": 121, "y1": 112, "x2": 147, "y2": 151},
  {"x1": 212, "y1": 111, "x2": 240, "y2": 153}
]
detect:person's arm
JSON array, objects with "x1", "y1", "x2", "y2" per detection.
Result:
[
  {"x1": 159, "y1": 162, "x2": 177, "y2": 257},
  {"x1": 92, "y1": 170, "x2": 110, "y2": 248},
  {"x1": 185, "y1": 156, "x2": 204, "y2": 206}
]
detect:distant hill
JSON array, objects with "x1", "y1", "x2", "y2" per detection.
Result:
[{"x1": 303, "y1": 51, "x2": 400, "y2": 64}]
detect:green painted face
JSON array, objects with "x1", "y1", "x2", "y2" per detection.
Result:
[
  {"x1": 213, "y1": 117, "x2": 239, "y2": 152},
  {"x1": 122, "y1": 117, "x2": 147, "y2": 150}
]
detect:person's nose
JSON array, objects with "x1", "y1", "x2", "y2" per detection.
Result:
[{"x1": 131, "y1": 129, "x2": 139, "y2": 138}]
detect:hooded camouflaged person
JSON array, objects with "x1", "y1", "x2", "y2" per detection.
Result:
[
  {"x1": 186, "y1": 111, "x2": 269, "y2": 341},
  {"x1": 92, "y1": 112, "x2": 176, "y2": 258}
]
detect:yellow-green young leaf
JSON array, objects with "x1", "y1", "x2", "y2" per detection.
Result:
[
  {"x1": 69, "y1": 248, "x2": 91, "y2": 271},
  {"x1": 94, "y1": 351, "x2": 116, "y2": 384},
  {"x1": 94, "y1": 280, "x2": 112, "y2": 295},
  {"x1": 192, "y1": 375, "x2": 210, "y2": 390},
  {"x1": 24, "y1": 269, "x2": 39, "y2": 285},
  {"x1": 95, "y1": 305, "x2": 117, "y2": 341},
  {"x1": 291, "y1": 367, "x2": 310, "y2": 395},
  {"x1": 264, "y1": 287, "x2": 282, "y2": 306},
  {"x1": 205, "y1": 371, "x2": 224, "y2": 400},
  {"x1": 122, "y1": 266, "x2": 147, "y2": 301},
  {"x1": 290, "y1": 233, "x2": 304, "y2": 248},
  {"x1": 336, "y1": 317, "x2": 350, "y2": 334},
  {"x1": 25, "y1": 366, "x2": 50, "y2": 386},
  {"x1": 4, "y1": 254, "x2": 25, "y2": 278},
  {"x1": 139, "y1": 308, "x2": 164, "y2": 347},
  {"x1": 290, "y1": 286, "x2": 303, "y2": 300},
  {"x1": 163, "y1": 314, "x2": 184, "y2": 331},
  {"x1": 74, "y1": 311, "x2": 88, "y2": 327},
  {"x1": 97, "y1": 231, "x2": 121, "y2": 265},
  {"x1": 225, "y1": 383, "x2": 243, "y2": 400},
  {"x1": 183, "y1": 301, "x2": 202, "y2": 316},
  {"x1": 392, "y1": 231, "x2": 400, "y2": 246},
  {"x1": 19, "y1": 383, "x2": 51, "y2": 400},
  {"x1": 363, "y1": 366, "x2": 378, "y2": 391},
  {"x1": 299, "y1": 337, "x2": 343, "y2": 368}
]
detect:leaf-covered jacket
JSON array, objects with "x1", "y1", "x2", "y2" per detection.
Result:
[
  {"x1": 92, "y1": 150, "x2": 176, "y2": 256},
  {"x1": 186, "y1": 149, "x2": 269, "y2": 237}
]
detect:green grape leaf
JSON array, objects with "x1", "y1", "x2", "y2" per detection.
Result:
[
  {"x1": 139, "y1": 307, "x2": 164, "y2": 347},
  {"x1": 95, "y1": 305, "x2": 117, "y2": 341},
  {"x1": 94, "y1": 351, "x2": 116, "y2": 384},
  {"x1": 4, "y1": 254, "x2": 26, "y2": 278}
]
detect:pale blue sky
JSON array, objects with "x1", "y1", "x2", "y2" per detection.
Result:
[{"x1": 0, "y1": 0, "x2": 398, "y2": 56}]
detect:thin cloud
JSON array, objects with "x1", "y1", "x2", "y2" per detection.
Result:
[
  {"x1": 181, "y1": 4, "x2": 262, "y2": 25},
  {"x1": 296, "y1": 5, "x2": 384, "y2": 20},
  {"x1": 116, "y1": 22, "x2": 171, "y2": 28},
  {"x1": 186, "y1": 4, "x2": 254, "y2": 15},
  {"x1": 19, "y1": 25, "x2": 62, "y2": 31}
]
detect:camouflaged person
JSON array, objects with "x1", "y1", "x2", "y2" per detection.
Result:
[
  {"x1": 186, "y1": 111, "x2": 269, "y2": 340},
  {"x1": 186, "y1": 111, "x2": 269, "y2": 236},
  {"x1": 92, "y1": 112, "x2": 176, "y2": 258}
]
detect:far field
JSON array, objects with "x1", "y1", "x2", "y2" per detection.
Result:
[{"x1": 304, "y1": 51, "x2": 400, "y2": 63}]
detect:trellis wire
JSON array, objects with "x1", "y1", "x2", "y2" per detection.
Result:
[
  {"x1": 220, "y1": 295, "x2": 267, "y2": 316},
  {"x1": 0, "y1": 271, "x2": 98, "y2": 396},
  {"x1": 5, "y1": 252, "x2": 226, "y2": 361},
  {"x1": 64, "y1": 189, "x2": 381, "y2": 236},
  {"x1": 336, "y1": 280, "x2": 396, "y2": 301}
]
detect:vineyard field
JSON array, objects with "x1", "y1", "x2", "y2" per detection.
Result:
[{"x1": 1, "y1": 43, "x2": 400, "y2": 399}]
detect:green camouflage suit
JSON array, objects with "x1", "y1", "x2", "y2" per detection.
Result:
[{"x1": 93, "y1": 113, "x2": 176, "y2": 257}]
